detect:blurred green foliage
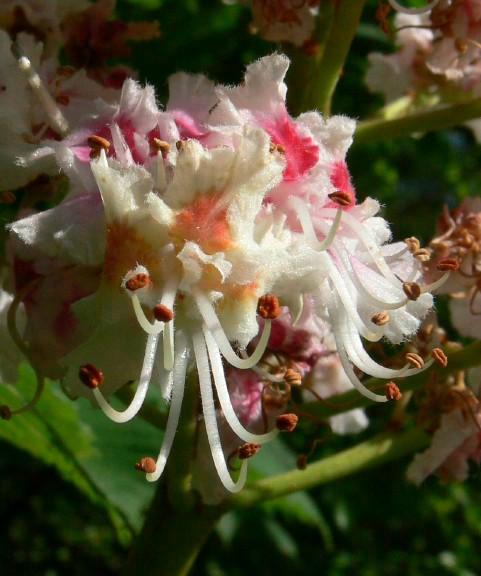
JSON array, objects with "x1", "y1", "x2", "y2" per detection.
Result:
[{"x1": 2, "y1": 0, "x2": 481, "y2": 574}]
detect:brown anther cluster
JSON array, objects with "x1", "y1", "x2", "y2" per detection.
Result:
[
  {"x1": 153, "y1": 304, "x2": 174, "y2": 322},
  {"x1": 405, "y1": 352, "x2": 424, "y2": 370},
  {"x1": 431, "y1": 347, "x2": 448, "y2": 368},
  {"x1": 0, "y1": 405, "x2": 12, "y2": 420},
  {"x1": 176, "y1": 140, "x2": 185, "y2": 151},
  {"x1": 151, "y1": 138, "x2": 171, "y2": 155},
  {"x1": 269, "y1": 142, "x2": 285, "y2": 154},
  {"x1": 328, "y1": 191, "x2": 351, "y2": 207},
  {"x1": 403, "y1": 282, "x2": 421, "y2": 301},
  {"x1": 238, "y1": 443, "x2": 261, "y2": 460},
  {"x1": 79, "y1": 363, "x2": 104, "y2": 389},
  {"x1": 405, "y1": 236, "x2": 420, "y2": 253},
  {"x1": 371, "y1": 311, "x2": 390, "y2": 326},
  {"x1": 385, "y1": 382, "x2": 402, "y2": 401},
  {"x1": 276, "y1": 413, "x2": 299, "y2": 432},
  {"x1": 413, "y1": 248, "x2": 431, "y2": 262},
  {"x1": 284, "y1": 368, "x2": 302, "y2": 387},
  {"x1": 87, "y1": 134, "x2": 110, "y2": 159},
  {"x1": 257, "y1": 294, "x2": 281, "y2": 319},
  {"x1": 135, "y1": 457, "x2": 157, "y2": 474},
  {"x1": 125, "y1": 273, "x2": 151, "y2": 292},
  {"x1": 437, "y1": 258, "x2": 459, "y2": 272},
  {"x1": 430, "y1": 204, "x2": 481, "y2": 263}
]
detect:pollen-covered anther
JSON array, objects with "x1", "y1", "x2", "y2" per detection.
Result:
[
  {"x1": 431, "y1": 347, "x2": 448, "y2": 368},
  {"x1": 413, "y1": 248, "x2": 431, "y2": 262},
  {"x1": 175, "y1": 140, "x2": 185, "y2": 151},
  {"x1": 269, "y1": 142, "x2": 285, "y2": 154},
  {"x1": 135, "y1": 457, "x2": 157, "y2": 474},
  {"x1": 405, "y1": 352, "x2": 424, "y2": 370},
  {"x1": 125, "y1": 273, "x2": 151, "y2": 292},
  {"x1": 153, "y1": 304, "x2": 174, "y2": 322},
  {"x1": 371, "y1": 311, "x2": 390, "y2": 326},
  {"x1": 385, "y1": 382, "x2": 402, "y2": 401},
  {"x1": 151, "y1": 138, "x2": 171, "y2": 155},
  {"x1": 238, "y1": 443, "x2": 261, "y2": 460},
  {"x1": 284, "y1": 368, "x2": 302, "y2": 387},
  {"x1": 79, "y1": 363, "x2": 104, "y2": 389},
  {"x1": 0, "y1": 405, "x2": 12, "y2": 420},
  {"x1": 403, "y1": 282, "x2": 421, "y2": 301},
  {"x1": 437, "y1": 258, "x2": 459, "y2": 272},
  {"x1": 257, "y1": 294, "x2": 281, "y2": 319},
  {"x1": 87, "y1": 134, "x2": 110, "y2": 159},
  {"x1": 405, "y1": 236, "x2": 421, "y2": 253},
  {"x1": 276, "y1": 413, "x2": 299, "y2": 432},
  {"x1": 328, "y1": 191, "x2": 352, "y2": 207}
]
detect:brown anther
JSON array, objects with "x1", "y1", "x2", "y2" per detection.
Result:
[
  {"x1": 371, "y1": 311, "x2": 390, "y2": 326},
  {"x1": 176, "y1": 140, "x2": 185, "y2": 151},
  {"x1": 257, "y1": 294, "x2": 281, "y2": 319},
  {"x1": 79, "y1": 363, "x2": 104, "y2": 389},
  {"x1": 437, "y1": 258, "x2": 459, "y2": 272},
  {"x1": 151, "y1": 138, "x2": 171, "y2": 155},
  {"x1": 432, "y1": 347, "x2": 448, "y2": 368},
  {"x1": 125, "y1": 273, "x2": 150, "y2": 292},
  {"x1": 328, "y1": 191, "x2": 351, "y2": 207},
  {"x1": 87, "y1": 134, "x2": 110, "y2": 159},
  {"x1": 238, "y1": 443, "x2": 261, "y2": 460},
  {"x1": 135, "y1": 457, "x2": 156, "y2": 474},
  {"x1": 297, "y1": 454, "x2": 308, "y2": 470},
  {"x1": 0, "y1": 405, "x2": 12, "y2": 420},
  {"x1": 276, "y1": 413, "x2": 299, "y2": 432},
  {"x1": 284, "y1": 368, "x2": 302, "y2": 387},
  {"x1": 403, "y1": 282, "x2": 421, "y2": 301},
  {"x1": 385, "y1": 382, "x2": 402, "y2": 401},
  {"x1": 405, "y1": 352, "x2": 424, "y2": 370},
  {"x1": 413, "y1": 248, "x2": 431, "y2": 262},
  {"x1": 269, "y1": 142, "x2": 285, "y2": 154},
  {"x1": 405, "y1": 236, "x2": 420, "y2": 253},
  {"x1": 153, "y1": 304, "x2": 174, "y2": 322},
  {"x1": 455, "y1": 38, "x2": 468, "y2": 54}
]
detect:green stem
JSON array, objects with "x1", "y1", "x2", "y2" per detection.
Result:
[
  {"x1": 355, "y1": 96, "x2": 481, "y2": 145},
  {"x1": 230, "y1": 427, "x2": 428, "y2": 508},
  {"x1": 288, "y1": 0, "x2": 366, "y2": 115},
  {"x1": 123, "y1": 372, "x2": 217, "y2": 576}
]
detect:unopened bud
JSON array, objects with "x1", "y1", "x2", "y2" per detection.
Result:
[
  {"x1": 238, "y1": 443, "x2": 261, "y2": 460},
  {"x1": 276, "y1": 413, "x2": 299, "y2": 432},
  {"x1": 79, "y1": 363, "x2": 104, "y2": 389}
]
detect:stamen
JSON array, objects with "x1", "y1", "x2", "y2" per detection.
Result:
[
  {"x1": 17, "y1": 56, "x2": 69, "y2": 136},
  {"x1": 328, "y1": 191, "x2": 352, "y2": 207},
  {"x1": 91, "y1": 333, "x2": 160, "y2": 423},
  {"x1": 195, "y1": 290, "x2": 272, "y2": 370},
  {"x1": 276, "y1": 413, "x2": 299, "y2": 432},
  {"x1": 193, "y1": 331, "x2": 248, "y2": 493},
  {"x1": 388, "y1": 0, "x2": 440, "y2": 14},
  {"x1": 125, "y1": 273, "x2": 151, "y2": 292},
  {"x1": 284, "y1": 368, "x2": 302, "y2": 387},
  {"x1": 131, "y1": 295, "x2": 164, "y2": 335},
  {"x1": 290, "y1": 196, "x2": 342, "y2": 251},
  {"x1": 135, "y1": 457, "x2": 156, "y2": 473},
  {"x1": 79, "y1": 363, "x2": 104, "y2": 389},
  {"x1": 431, "y1": 347, "x2": 448, "y2": 368},
  {"x1": 385, "y1": 382, "x2": 402, "y2": 401},
  {"x1": 403, "y1": 282, "x2": 421, "y2": 301},
  {"x1": 405, "y1": 237, "x2": 421, "y2": 253},
  {"x1": 153, "y1": 304, "x2": 174, "y2": 322},
  {"x1": 405, "y1": 352, "x2": 424, "y2": 370},
  {"x1": 238, "y1": 443, "x2": 261, "y2": 459},
  {"x1": 437, "y1": 258, "x2": 459, "y2": 272},
  {"x1": 151, "y1": 138, "x2": 171, "y2": 155},
  {"x1": 257, "y1": 294, "x2": 281, "y2": 319},
  {"x1": 203, "y1": 327, "x2": 279, "y2": 444},
  {"x1": 146, "y1": 332, "x2": 189, "y2": 482},
  {"x1": 176, "y1": 140, "x2": 185, "y2": 151},
  {"x1": 88, "y1": 135, "x2": 110, "y2": 159},
  {"x1": 371, "y1": 311, "x2": 390, "y2": 326},
  {"x1": 413, "y1": 248, "x2": 431, "y2": 262}
]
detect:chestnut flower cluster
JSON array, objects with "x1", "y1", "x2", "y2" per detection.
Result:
[{"x1": 0, "y1": 4, "x2": 453, "y2": 495}]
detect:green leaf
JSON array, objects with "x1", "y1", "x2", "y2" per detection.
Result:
[{"x1": 0, "y1": 364, "x2": 162, "y2": 538}]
